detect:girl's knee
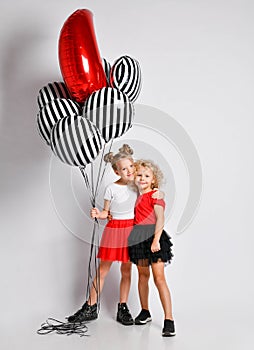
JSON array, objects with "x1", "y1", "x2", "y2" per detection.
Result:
[
  {"x1": 121, "y1": 262, "x2": 132, "y2": 278},
  {"x1": 138, "y1": 266, "x2": 150, "y2": 280},
  {"x1": 99, "y1": 262, "x2": 112, "y2": 278},
  {"x1": 153, "y1": 275, "x2": 166, "y2": 288}
]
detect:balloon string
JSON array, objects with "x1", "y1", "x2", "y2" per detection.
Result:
[
  {"x1": 94, "y1": 143, "x2": 106, "y2": 199},
  {"x1": 37, "y1": 166, "x2": 101, "y2": 338},
  {"x1": 79, "y1": 167, "x2": 101, "y2": 310},
  {"x1": 94, "y1": 139, "x2": 114, "y2": 199},
  {"x1": 79, "y1": 167, "x2": 94, "y2": 206},
  {"x1": 86, "y1": 221, "x2": 96, "y2": 297},
  {"x1": 86, "y1": 219, "x2": 100, "y2": 309},
  {"x1": 90, "y1": 163, "x2": 95, "y2": 206},
  {"x1": 37, "y1": 318, "x2": 89, "y2": 337},
  {"x1": 79, "y1": 166, "x2": 101, "y2": 312},
  {"x1": 95, "y1": 225, "x2": 100, "y2": 313},
  {"x1": 89, "y1": 140, "x2": 114, "y2": 309}
]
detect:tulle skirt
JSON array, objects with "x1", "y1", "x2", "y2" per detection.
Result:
[
  {"x1": 128, "y1": 224, "x2": 173, "y2": 266},
  {"x1": 97, "y1": 219, "x2": 134, "y2": 263}
]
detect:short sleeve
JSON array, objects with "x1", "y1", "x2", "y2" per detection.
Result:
[
  {"x1": 104, "y1": 185, "x2": 113, "y2": 201},
  {"x1": 151, "y1": 195, "x2": 165, "y2": 209}
]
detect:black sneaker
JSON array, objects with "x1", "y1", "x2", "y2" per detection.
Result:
[
  {"x1": 134, "y1": 309, "x2": 152, "y2": 325},
  {"x1": 67, "y1": 302, "x2": 98, "y2": 323},
  {"x1": 162, "y1": 319, "x2": 176, "y2": 337},
  {"x1": 116, "y1": 303, "x2": 134, "y2": 326}
]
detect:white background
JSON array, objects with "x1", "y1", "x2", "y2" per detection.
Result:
[{"x1": 0, "y1": 0, "x2": 253, "y2": 349}]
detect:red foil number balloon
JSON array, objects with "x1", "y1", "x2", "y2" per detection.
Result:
[{"x1": 58, "y1": 9, "x2": 107, "y2": 104}]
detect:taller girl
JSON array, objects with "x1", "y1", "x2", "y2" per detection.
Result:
[
  {"x1": 67, "y1": 144, "x2": 137, "y2": 325},
  {"x1": 128, "y1": 159, "x2": 175, "y2": 336}
]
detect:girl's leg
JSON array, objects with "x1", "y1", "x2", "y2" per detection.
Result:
[
  {"x1": 119, "y1": 261, "x2": 132, "y2": 303},
  {"x1": 137, "y1": 265, "x2": 150, "y2": 310},
  {"x1": 67, "y1": 260, "x2": 113, "y2": 322},
  {"x1": 117, "y1": 262, "x2": 133, "y2": 325},
  {"x1": 88, "y1": 260, "x2": 113, "y2": 305},
  {"x1": 151, "y1": 261, "x2": 173, "y2": 320}
]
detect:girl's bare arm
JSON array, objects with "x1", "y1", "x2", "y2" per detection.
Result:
[
  {"x1": 151, "y1": 205, "x2": 165, "y2": 252},
  {"x1": 152, "y1": 189, "x2": 165, "y2": 199}
]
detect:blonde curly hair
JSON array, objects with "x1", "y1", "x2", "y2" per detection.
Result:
[
  {"x1": 134, "y1": 159, "x2": 164, "y2": 189},
  {"x1": 104, "y1": 144, "x2": 134, "y2": 170}
]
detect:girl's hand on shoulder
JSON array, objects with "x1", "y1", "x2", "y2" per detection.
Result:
[
  {"x1": 90, "y1": 207, "x2": 100, "y2": 219},
  {"x1": 151, "y1": 239, "x2": 161, "y2": 253},
  {"x1": 152, "y1": 189, "x2": 164, "y2": 200}
]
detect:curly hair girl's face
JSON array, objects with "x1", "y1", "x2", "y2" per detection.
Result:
[{"x1": 135, "y1": 166, "x2": 155, "y2": 193}]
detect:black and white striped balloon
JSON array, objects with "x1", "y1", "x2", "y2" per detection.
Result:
[
  {"x1": 110, "y1": 55, "x2": 142, "y2": 103},
  {"x1": 102, "y1": 58, "x2": 111, "y2": 85},
  {"x1": 83, "y1": 87, "x2": 134, "y2": 143},
  {"x1": 37, "y1": 98, "x2": 81, "y2": 145},
  {"x1": 50, "y1": 115, "x2": 104, "y2": 167},
  {"x1": 37, "y1": 81, "x2": 71, "y2": 110}
]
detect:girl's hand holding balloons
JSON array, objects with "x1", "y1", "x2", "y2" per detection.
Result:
[{"x1": 90, "y1": 207, "x2": 100, "y2": 219}]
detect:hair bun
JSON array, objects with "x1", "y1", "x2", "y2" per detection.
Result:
[
  {"x1": 104, "y1": 152, "x2": 114, "y2": 163},
  {"x1": 104, "y1": 144, "x2": 134, "y2": 169},
  {"x1": 118, "y1": 144, "x2": 133, "y2": 155}
]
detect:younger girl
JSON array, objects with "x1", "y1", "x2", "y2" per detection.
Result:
[
  {"x1": 67, "y1": 144, "x2": 136, "y2": 325},
  {"x1": 128, "y1": 160, "x2": 175, "y2": 336}
]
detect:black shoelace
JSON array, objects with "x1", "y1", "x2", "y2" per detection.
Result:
[
  {"x1": 72, "y1": 306, "x2": 85, "y2": 318},
  {"x1": 122, "y1": 307, "x2": 131, "y2": 318},
  {"x1": 37, "y1": 318, "x2": 89, "y2": 337}
]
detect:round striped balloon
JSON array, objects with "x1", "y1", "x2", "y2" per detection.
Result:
[
  {"x1": 110, "y1": 55, "x2": 142, "y2": 103},
  {"x1": 37, "y1": 98, "x2": 81, "y2": 145},
  {"x1": 38, "y1": 81, "x2": 71, "y2": 110},
  {"x1": 83, "y1": 87, "x2": 134, "y2": 143},
  {"x1": 50, "y1": 115, "x2": 104, "y2": 167},
  {"x1": 102, "y1": 58, "x2": 111, "y2": 85}
]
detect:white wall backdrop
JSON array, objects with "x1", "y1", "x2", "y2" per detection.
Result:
[{"x1": 0, "y1": 1, "x2": 254, "y2": 349}]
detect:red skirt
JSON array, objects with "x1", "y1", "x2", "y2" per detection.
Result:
[{"x1": 97, "y1": 219, "x2": 134, "y2": 263}]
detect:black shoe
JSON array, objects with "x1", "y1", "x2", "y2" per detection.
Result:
[
  {"x1": 134, "y1": 309, "x2": 152, "y2": 325},
  {"x1": 162, "y1": 319, "x2": 176, "y2": 337},
  {"x1": 67, "y1": 302, "x2": 98, "y2": 323},
  {"x1": 116, "y1": 303, "x2": 134, "y2": 326}
]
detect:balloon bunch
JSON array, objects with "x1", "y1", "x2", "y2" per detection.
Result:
[
  {"x1": 36, "y1": 9, "x2": 142, "y2": 311},
  {"x1": 37, "y1": 9, "x2": 141, "y2": 187}
]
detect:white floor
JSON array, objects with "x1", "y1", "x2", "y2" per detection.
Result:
[{"x1": 1, "y1": 300, "x2": 252, "y2": 350}]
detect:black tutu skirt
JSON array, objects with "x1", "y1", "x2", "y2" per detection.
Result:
[{"x1": 128, "y1": 224, "x2": 173, "y2": 266}]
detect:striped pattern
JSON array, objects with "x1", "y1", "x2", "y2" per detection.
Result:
[
  {"x1": 50, "y1": 115, "x2": 104, "y2": 167},
  {"x1": 110, "y1": 55, "x2": 142, "y2": 103},
  {"x1": 102, "y1": 58, "x2": 111, "y2": 85},
  {"x1": 37, "y1": 98, "x2": 81, "y2": 145},
  {"x1": 83, "y1": 87, "x2": 134, "y2": 142},
  {"x1": 38, "y1": 81, "x2": 71, "y2": 110}
]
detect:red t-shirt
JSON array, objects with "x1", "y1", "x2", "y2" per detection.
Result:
[{"x1": 134, "y1": 190, "x2": 165, "y2": 225}]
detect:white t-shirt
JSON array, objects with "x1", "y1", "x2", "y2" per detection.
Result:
[{"x1": 104, "y1": 183, "x2": 137, "y2": 220}]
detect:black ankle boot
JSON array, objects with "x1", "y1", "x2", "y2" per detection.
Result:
[
  {"x1": 116, "y1": 303, "x2": 134, "y2": 326},
  {"x1": 67, "y1": 302, "x2": 98, "y2": 323}
]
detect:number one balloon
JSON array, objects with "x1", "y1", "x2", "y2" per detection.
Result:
[{"x1": 58, "y1": 9, "x2": 107, "y2": 104}]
